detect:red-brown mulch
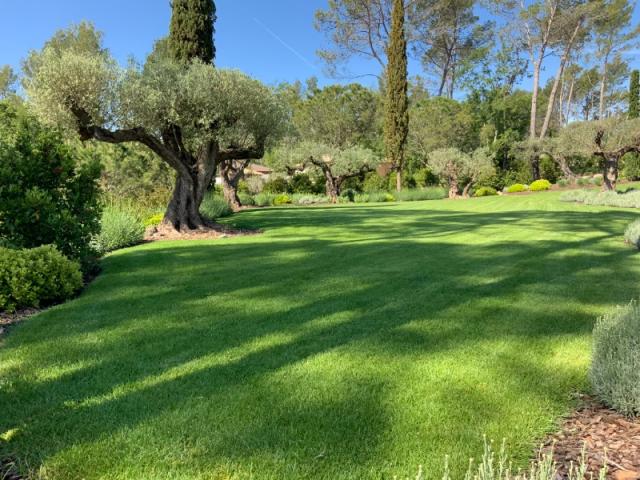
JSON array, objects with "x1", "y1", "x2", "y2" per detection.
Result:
[
  {"x1": 543, "y1": 396, "x2": 640, "y2": 480},
  {"x1": 144, "y1": 224, "x2": 261, "y2": 242},
  {"x1": 0, "y1": 308, "x2": 39, "y2": 340}
]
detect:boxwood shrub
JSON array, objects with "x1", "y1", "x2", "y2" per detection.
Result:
[
  {"x1": 590, "y1": 301, "x2": 640, "y2": 416},
  {"x1": 474, "y1": 187, "x2": 497, "y2": 197},
  {"x1": 505, "y1": 184, "x2": 527, "y2": 193},
  {"x1": 529, "y1": 179, "x2": 552, "y2": 191},
  {"x1": 0, "y1": 245, "x2": 83, "y2": 312}
]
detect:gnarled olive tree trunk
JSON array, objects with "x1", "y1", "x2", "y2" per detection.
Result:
[
  {"x1": 220, "y1": 159, "x2": 250, "y2": 212},
  {"x1": 74, "y1": 107, "x2": 265, "y2": 231}
]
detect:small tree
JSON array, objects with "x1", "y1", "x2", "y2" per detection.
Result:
[
  {"x1": 24, "y1": 25, "x2": 285, "y2": 231},
  {"x1": 630, "y1": 70, "x2": 639, "y2": 119},
  {"x1": 428, "y1": 147, "x2": 495, "y2": 198},
  {"x1": 272, "y1": 142, "x2": 381, "y2": 203},
  {"x1": 555, "y1": 118, "x2": 640, "y2": 190}
]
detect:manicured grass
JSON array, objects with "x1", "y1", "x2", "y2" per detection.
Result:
[{"x1": 2, "y1": 192, "x2": 640, "y2": 479}]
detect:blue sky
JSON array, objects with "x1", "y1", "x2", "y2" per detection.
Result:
[{"x1": 1, "y1": 0, "x2": 639, "y2": 93}]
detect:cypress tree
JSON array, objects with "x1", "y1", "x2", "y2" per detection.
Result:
[
  {"x1": 630, "y1": 70, "x2": 639, "y2": 119},
  {"x1": 169, "y1": 0, "x2": 216, "y2": 64},
  {"x1": 384, "y1": 0, "x2": 409, "y2": 192}
]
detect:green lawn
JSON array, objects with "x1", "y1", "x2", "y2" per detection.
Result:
[{"x1": 2, "y1": 192, "x2": 640, "y2": 480}]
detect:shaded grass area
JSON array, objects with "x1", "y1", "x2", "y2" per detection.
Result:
[{"x1": 1, "y1": 192, "x2": 640, "y2": 479}]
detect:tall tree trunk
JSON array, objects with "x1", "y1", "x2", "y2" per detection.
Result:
[
  {"x1": 396, "y1": 170, "x2": 402, "y2": 192},
  {"x1": 163, "y1": 171, "x2": 209, "y2": 230},
  {"x1": 599, "y1": 58, "x2": 609, "y2": 120},
  {"x1": 530, "y1": 58, "x2": 543, "y2": 139},
  {"x1": 539, "y1": 20, "x2": 582, "y2": 140},
  {"x1": 565, "y1": 78, "x2": 575, "y2": 125}
]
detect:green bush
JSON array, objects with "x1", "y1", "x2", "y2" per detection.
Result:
[
  {"x1": 200, "y1": 193, "x2": 233, "y2": 219},
  {"x1": 395, "y1": 187, "x2": 447, "y2": 202},
  {"x1": 289, "y1": 173, "x2": 315, "y2": 194},
  {"x1": 474, "y1": 186, "x2": 497, "y2": 197},
  {"x1": 92, "y1": 204, "x2": 145, "y2": 255},
  {"x1": 557, "y1": 179, "x2": 569, "y2": 187},
  {"x1": 577, "y1": 177, "x2": 590, "y2": 186},
  {"x1": 505, "y1": 183, "x2": 527, "y2": 193},
  {"x1": 273, "y1": 194, "x2": 292, "y2": 206},
  {"x1": 529, "y1": 179, "x2": 552, "y2": 192},
  {"x1": 254, "y1": 192, "x2": 276, "y2": 207},
  {"x1": 143, "y1": 213, "x2": 164, "y2": 228},
  {"x1": 624, "y1": 219, "x2": 640, "y2": 249},
  {"x1": 0, "y1": 245, "x2": 83, "y2": 312},
  {"x1": 362, "y1": 172, "x2": 389, "y2": 193},
  {"x1": 291, "y1": 194, "x2": 330, "y2": 205},
  {"x1": 0, "y1": 101, "x2": 101, "y2": 271},
  {"x1": 238, "y1": 192, "x2": 255, "y2": 206},
  {"x1": 263, "y1": 177, "x2": 289, "y2": 194},
  {"x1": 590, "y1": 177, "x2": 603, "y2": 187},
  {"x1": 590, "y1": 300, "x2": 640, "y2": 416}
]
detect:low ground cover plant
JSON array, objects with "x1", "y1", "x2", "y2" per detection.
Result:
[
  {"x1": 560, "y1": 189, "x2": 640, "y2": 208},
  {"x1": 0, "y1": 245, "x2": 82, "y2": 312},
  {"x1": 590, "y1": 301, "x2": 640, "y2": 416},
  {"x1": 395, "y1": 187, "x2": 447, "y2": 202}
]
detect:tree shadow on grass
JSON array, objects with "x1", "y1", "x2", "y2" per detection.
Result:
[{"x1": 1, "y1": 206, "x2": 639, "y2": 478}]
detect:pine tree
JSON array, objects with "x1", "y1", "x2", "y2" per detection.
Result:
[
  {"x1": 169, "y1": 0, "x2": 216, "y2": 64},
  {"x1": 384, "y1": 0, "x2": 409, "y2": 192},
  {"x1": 630, "y1": 70, "x2": 639, "y2": 119}
]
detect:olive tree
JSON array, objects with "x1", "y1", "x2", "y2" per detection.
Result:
[
  {"x1": 428, "y1": 147, "x2": 495, "y2": 198},
  {"x1": 272, "y1": 141, "x2": 381, "y2": 203},
  {"x1": 24, "y1": 26, "x2": 285, "y2": 231},
  {"x1": 554, "y1": 118, "x2": 640, "y2": 190}
]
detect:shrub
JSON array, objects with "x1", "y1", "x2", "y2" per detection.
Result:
[
  {"x1": 289, "y1": 173, "x2": 315, "y2": 194},
  {"x1": 362, "y1": 172, "x2": 389, "y2": 193},
  {"x1": 590, "y1": 301, "x2": 640, "y2": 416},
  {"x1": 505, "y1": 183, "x2": 527, "y2": 193},
  {"x1": 624, "y1": 219, "x2": 640, "y2": 249},
  {"x1": 0, "y1": 245, "x2": 83, "y2": 312},
  {"x1": 143, "y1": 213, "x2": 164, "y2": 228},
  {"x1": 200, "y1": 193, "x2": 233, "y2": 219},
  {"x1": 263, "y1": 177, "x2": 289, "y2": 194},
  {"x1": 559, "y1": 190, "x2": 590, "y2": 203},
  {"x1": 396, "y1": 187, "x2": 447, "y2": 202},
  {"x1": 577, "y1": 177, "x2": 590, "y2": 186},
  {"x1": 557, "y1": 179, "x2": 569, "y2": 187},
  {"x1": 341, "y1": 189, "x2": 356, "y2": 202},
  {"x1": 291, "y1": 194, "x2": 330, "y2": 205},
  {"x1": 474, "y1": 186, "x2": 497, "y2": 197},
  {"x1": 254, "y1": 192, "x2": 276, "y2": 207},
  {"x1": 0, "y1": 101, "x2": 102, "y2": 271},
  {"x1": 529, "y1": 179, "x2": 552, "y2": 192},
  {"x1": 92, "y1": 204, "x2": 145, "y2": 255},
  {"x1": 273, "y1": 194, "x2": 292, "y2": 206},
  {"x1": 590, "y1": 177, "x2": 604, "y2": 187},
  {"x1": 238, "y1": 192, "x2": 255, "y2": 206}
]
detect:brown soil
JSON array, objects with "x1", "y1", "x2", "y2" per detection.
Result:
[
  {"x1": 144, "y1": 223, "x2": 261, "y2": 242},
  {"x1": 543, "y1": 395, "x2": 640, "y2": 480},
  {"x1": 0, "y1": 308, "x2": 39, "y2": 340}
]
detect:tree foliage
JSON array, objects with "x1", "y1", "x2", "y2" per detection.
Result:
[
  {"x1": 24, "y1": 23, "x2": 285, "y2": 230},
  {"x1": 428, "y1": 147, "x2": 495, "y2": 198},
  {"x1": 384, "y1": 0, "x2": 409, "y2": 191},
  {"x1": 168, "y1": 0, "x2": 216, "y2": 64},
  {"x1": 630, "y1": 70, "x2": 639, "y2": 119}
]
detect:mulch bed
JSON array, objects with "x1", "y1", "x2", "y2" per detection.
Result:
[
  {"x1": 144, "y1": 224, "x2": 261, "y2": 242},
  {"x1": 543, "y1": 395, "x2": 640, "y2": 480},
  {"x1": 0, "y1": 308, "x2": 39, "y2": 340}
]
